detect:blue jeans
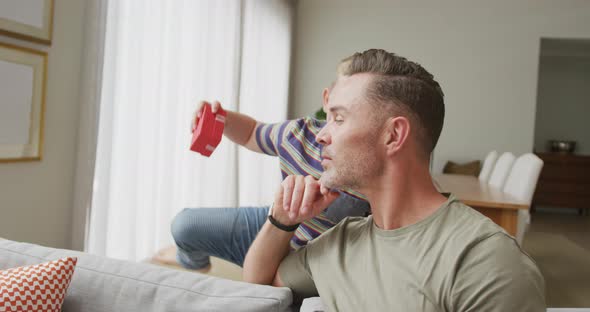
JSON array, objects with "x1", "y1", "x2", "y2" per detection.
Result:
[
  {"x1": 171, "y1": 206, "x2": 270, "y2": 269},
  {"x1": 171, "y1": 195, "x2": 370, "y2": 269}
]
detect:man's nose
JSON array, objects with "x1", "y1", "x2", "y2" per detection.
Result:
[{"x1": 316, "y1": 125, "x2": 331, "y2": 145}]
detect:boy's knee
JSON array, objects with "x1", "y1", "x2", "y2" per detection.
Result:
[{"x1": 171, "y1": 208, "x2": 195, "y2": 245}]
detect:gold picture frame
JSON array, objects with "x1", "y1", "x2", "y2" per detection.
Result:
[
  {"x1": 0, "y1": 0, "x2": 55, "y2": 45},
  {"x1": 0, "y1": 42, "x2": 47, "y2": 162}
]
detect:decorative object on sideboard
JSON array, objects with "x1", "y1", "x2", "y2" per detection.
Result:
[
  {"x1": 547, "y1": 139, "x2": 576, "y2": 154},
  {"x1": 0, "y1": 0, "x2": 54, "y2": 44},
  {"x1": 0, "y1": 42, "x2": 47, "y2": 162}
]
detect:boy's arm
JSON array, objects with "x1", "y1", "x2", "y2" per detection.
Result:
[{"x1": 223, "y1": 110, "x2": 263, "y2": 153}]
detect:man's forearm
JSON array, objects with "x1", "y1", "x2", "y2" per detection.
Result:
[{"x1": 242, "y1": 220, "x2": 293, "y2": 285}]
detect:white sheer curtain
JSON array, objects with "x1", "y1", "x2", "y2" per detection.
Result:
[
  {"x1": 86, "y1": 0, "x2": 293, "y2": 261},
  {"x1": 71, "y1": 0, "x2": 109, "y2": 251}
]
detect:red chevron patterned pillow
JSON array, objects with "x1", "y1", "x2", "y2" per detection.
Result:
[{"x1": 0, "y1": 257, "x2": 77, "y2": 312}]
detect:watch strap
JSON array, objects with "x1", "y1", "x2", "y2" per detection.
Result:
[{"x1": 268, "y1": 214, "x2": 300, "y2": 232}]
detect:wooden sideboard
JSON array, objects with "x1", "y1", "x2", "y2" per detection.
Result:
[{"x1": 533, "y1": 152, "x2": 590, "y2": 214}]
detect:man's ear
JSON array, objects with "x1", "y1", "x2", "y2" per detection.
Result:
[
  {"x1": 322, "y1": 88, "x2": 330, "y2": 112},
  {"x1": 384, "y1": 116, "x2": 411, "y2": 156}
]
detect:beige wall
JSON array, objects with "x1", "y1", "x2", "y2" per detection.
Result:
[
  {"x1": 291, "y1": 0, "x2": 590, "y2": 173},
  {"x1": 0, "y1": 0, "x2": 87, "y2": 248}
]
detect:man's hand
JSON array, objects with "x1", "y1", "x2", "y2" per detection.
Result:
[
  {"x1": 190, "y1": 100, "x2": 223, "y2": 132},
  {"x1": 242, "y1": 175, "x2": 339, "y2": 285},
  {"x1": 272, "y1": 175, "x2": 340, "y2": 226}
]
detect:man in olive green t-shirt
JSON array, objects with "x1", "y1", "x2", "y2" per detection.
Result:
[{"x1": 242, "y1": 49, "x2": 545, "y2": 311}]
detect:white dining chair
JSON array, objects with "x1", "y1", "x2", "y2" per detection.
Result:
[
  {"x1": 503, "y1": 153, "x2": 544, "y2": 245},
  {"x1": 478, "y1": 150, "x2": 499, "y2": 183},
  {"x1": 488, "y1": 152, "x2": 516, "y2": 189}
]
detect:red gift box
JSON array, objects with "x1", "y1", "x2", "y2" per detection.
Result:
[{"x1": 190, "y1": 103, "x2": 226, "y2": 157}]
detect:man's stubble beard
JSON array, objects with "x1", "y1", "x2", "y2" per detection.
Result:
[{"x1": 320, "y1": 139, "x2": 383, "y2": 191}]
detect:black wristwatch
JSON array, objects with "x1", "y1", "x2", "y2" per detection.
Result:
[{"x1": 267, "y1": 203, "x2": 300, "y2": 232}]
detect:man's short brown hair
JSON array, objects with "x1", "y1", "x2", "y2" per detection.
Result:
[{"x1": 340, "y1": 49, "x2": 445, "y2": 156}]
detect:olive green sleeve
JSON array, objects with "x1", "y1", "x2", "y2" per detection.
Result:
[
  {"x1": 278, "y1": 246, "x2": 318, "y2": 300},
  {"x1": 451, "y1": 233, "x2": 546, "y2": 311}
]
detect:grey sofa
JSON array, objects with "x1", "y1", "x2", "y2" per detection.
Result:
[{"x1": 0, "y1": 238, "x2": 293, "y2": 312}]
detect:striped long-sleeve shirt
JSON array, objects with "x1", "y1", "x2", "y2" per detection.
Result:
[{"x1": 256, "y1": 117, "x2": 370, "y2": 249}]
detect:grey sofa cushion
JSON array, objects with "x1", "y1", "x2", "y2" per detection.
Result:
[
  {"x1": 300, "y1": 297, "x2": 325, "y2": 312},
  {"x1": 0, "y1": 239, "x2": 292, "y2": 312}
]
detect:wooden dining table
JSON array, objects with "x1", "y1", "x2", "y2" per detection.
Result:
[{"x1": 432, "y1": 174, "x2": 529, "y2": 236}]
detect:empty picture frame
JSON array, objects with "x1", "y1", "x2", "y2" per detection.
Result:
[
  {"x1": 0, "y1": 42, "x2": 47, "y2": 162},
  {"x1": 0, "y1": 0, "x2": 54, "y2": 44}
]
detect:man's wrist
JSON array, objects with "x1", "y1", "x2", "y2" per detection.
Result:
[
  {"x1": 268, "y1": 203, "x2": 300, "y2": 232},
  {"x1": 268, "y1": 215, "x2": 300, "y2": 232}
]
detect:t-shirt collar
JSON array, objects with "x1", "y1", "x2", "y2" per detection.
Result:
[{"x1": 370, "y1": 193, "x2": 458, "y2": 238}]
